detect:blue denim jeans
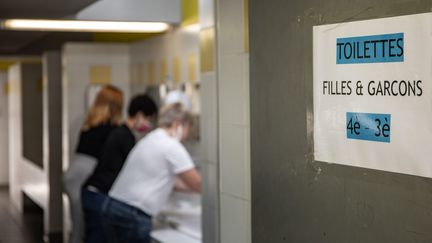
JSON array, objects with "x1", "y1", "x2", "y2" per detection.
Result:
[
  {"x1": 101, "y1": 197, "x2": 152, "y2": 243},
  {"x1": 81, "y1": 188, "x2": 108, "y2": 243}
]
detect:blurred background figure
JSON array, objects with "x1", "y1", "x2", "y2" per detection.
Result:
[
  {"x1": 164, "y1": 87, "x2": 192, "y2": 111},
  {"x1": 102, "y1": 103, "x2": 201, "y2": 243},
  {"x1": 81, "y1": 94, "x2": 158, "y2": 243},
  {"x1": 63, "y1": 85, "x2": 123, "y2": 243},
  {"x1": 161, "y1": 78, "x2": 192, "y2": 111}
]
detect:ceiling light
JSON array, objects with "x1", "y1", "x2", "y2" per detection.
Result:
[{"x1": 2, "y1": 19, "x2": 170, "y2": 33}]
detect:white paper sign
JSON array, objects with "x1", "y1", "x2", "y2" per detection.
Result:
[{"x1": 313, "y1": 13, "x2": 432, "y2": 178}]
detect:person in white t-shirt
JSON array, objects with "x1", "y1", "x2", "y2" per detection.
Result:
[{"x1": 101, "y1": 103, "x2": 201, "y2": 243}]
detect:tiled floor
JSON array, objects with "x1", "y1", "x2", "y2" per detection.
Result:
[{"x1": 0, "y1": 188, "x2": 44, "y2": 243}]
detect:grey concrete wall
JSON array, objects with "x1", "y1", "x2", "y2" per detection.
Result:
[{"x1": 249, "y1": 1, "x2": 432, "y2": 243}]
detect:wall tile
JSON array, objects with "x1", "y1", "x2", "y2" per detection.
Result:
[
  {"x1": 200, "y1": 72, "x2": 217, "y2": 120},
  {"x1": 220, "y1": 194, "x2": 251, "y2": 243},
  {"x1": 200, "y1": 73, "x2": 218, "y2": 164},
  {"x1": 202, "y1": 205, "x2": 220, "y2": 243},
  {"x1": 243, "y1": 54, "x2": 250, "y2": 127},
  {"x1": 220, "y1": 124, "x2": 250, "y2": 200},
  {"x1": 219, "y1": 53, "x2": 248, "y2": 126},
  {"x1": 199, "y1": 0, "x2": 215, "y2": 29},
  {"x1": 216, "y1": 0, "x2": 251, "y2": 241},
  {"x1": 218, "y1": 0, "x2": 245, "y2": 54},
  {"x1": 201, "y1": 162, "x2": 219, "y2": 208},
  {"x1": 200, "y1": 27, "x2": 216, "y2": 73},
  {"x1": 206, "y1": 116, "x2": 218, "y2": 165}
]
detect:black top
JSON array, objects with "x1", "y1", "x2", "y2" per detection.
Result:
[
  {"x1": 76, "y1": 124, "x2": 118, "y2": 159},
  {"x1": 85, "y1": 124, "x2": 136, "y2": 194}
]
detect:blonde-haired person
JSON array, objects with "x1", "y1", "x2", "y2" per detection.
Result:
[
  {"x1": 101, "y1": 103, "x2": 201, "y2": 243},
  {"x1": 63, "y1": 85, "x2": 123, "y2": 243}
]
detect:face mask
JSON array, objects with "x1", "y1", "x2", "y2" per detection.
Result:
[
  {"x1": 136, "y1": 117, "x2": 153, "y2": 134},
  {"x1": 137, "y1": 122, "x2": 152, "y2": 133},
  {"x1": 173, "y1": 125, "x2": 184, "y2": 141}
]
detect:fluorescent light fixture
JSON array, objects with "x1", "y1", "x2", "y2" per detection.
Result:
[{"x1": 2, "y1": 19, "x2": 170, "y2": 33}]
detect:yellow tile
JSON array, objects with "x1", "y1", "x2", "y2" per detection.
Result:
[
  {"x1": 89, "y1": 65, "x2": 112, "y2": 85},
  {"x1": 182, "y1": 0, "x2": 199, "y2": 26},
  {"x1": 0, "y1": 61, "x2": 16, "y2": 71},
  {"x1": 3, "y1": 82, "x2": 9, "y2": 95},
  {"x1": 188, "y1": 53, "x2": 197, "y2": 82},
  {"x1": 173, "y1": 56, "x2": 181, "y2": 84},
  {"x1": 147, "y1": 62, "x2": 155, "y2": 85},
  {"x1": 0, "y1": 59, "x2": 40, "y2": 72},
  {"x1": 8, "y1": 80, "x2": 16, "y2": 94},
  {"x1": 200, "y1": 27, "x2": 215, "y2": 72},
  {"x1": 93, "y1": 33, "x2": 161, "y2": 42}
]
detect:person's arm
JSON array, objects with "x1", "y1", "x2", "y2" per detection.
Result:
[
  {"x1": 174, "y1": 177, "x2": 191, "y2": 192},
  {"x1": 177, "y1": 168, "x2": 201, "y2": 193}
]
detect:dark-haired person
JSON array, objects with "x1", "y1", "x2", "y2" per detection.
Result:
[
  {"x1": 81, "y1": 94, "x2": 158, "y2": 243},
  {"x1": 102, "y1": 103, "x2": 201, "y2": 243}
]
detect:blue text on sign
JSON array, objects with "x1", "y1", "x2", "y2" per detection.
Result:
[
  {"x1": 336, "y1": 33, "x2": 404, "y2": 64},
  {"x1": 346, "y1": 112, "x2": 391, "y2": 143}
]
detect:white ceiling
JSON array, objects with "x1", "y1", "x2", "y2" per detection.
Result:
[
  {"x1": 0, "y1": 0, "x2": 97, "y2": 54},
  {"x1": 0, "y1": 0, "x2": 182, "y2": 54},
  {"x1": 77, "y1": 0, "x2": 181, "y2": 23},
  {"x1": 0, "y1": 0, "x2": 97, "y2": 19}
]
